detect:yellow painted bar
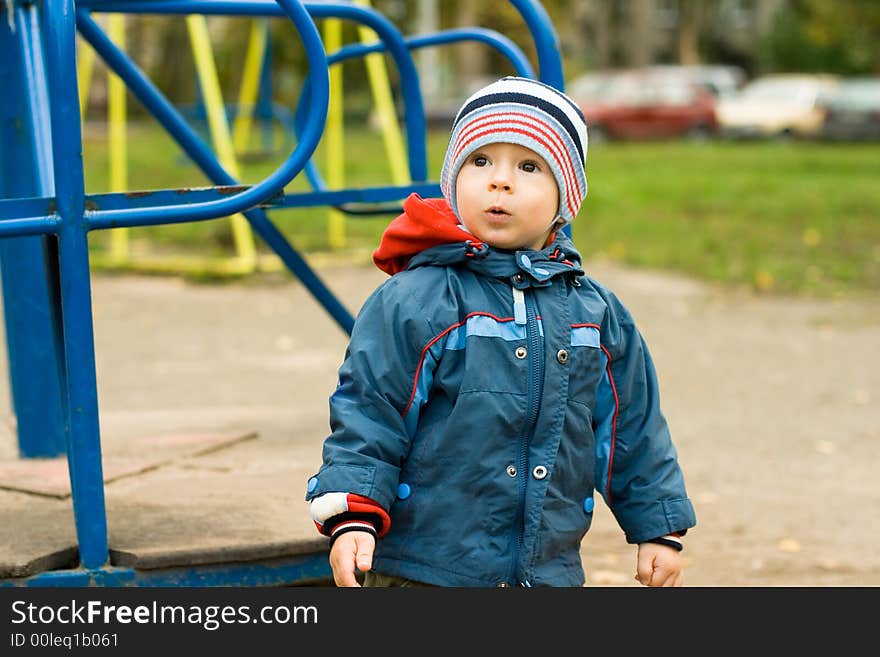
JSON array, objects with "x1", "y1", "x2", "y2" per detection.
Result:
[
  {"x1": 354, "y1": 0, "x2": 410, "y2": 186},
  {"x1": 107, "y1": 14, "x2": 129, "y2": 263},
  {"x1": 187, "y1": 15, "x2": 257, "y2": 271},
  {"x1": 77, "y1": 36, "x2": 96, "y2": 120},
  {"x1": 232, "y1": 19, "x2": 269, "y2": 156},
  {"x1": 324, "y1": 18, "x2": 346, "y2": 250}
]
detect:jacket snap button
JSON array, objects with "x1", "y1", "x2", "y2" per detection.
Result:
[
  {"x1": 515, "y1": 346, "x2": 527, "y2": 359},
  {"x1": 556, "y1": 349, "x2": 569, "y2": 364},
  {"x1": 532, "y1": 465, "x2": 548, "y2": 480},
  {"x1": 513, "y1": 273, "x2": 525, "y2": 284},
  {"x1": 506, "y1": 465, "x2": 517, "y2": 477}
]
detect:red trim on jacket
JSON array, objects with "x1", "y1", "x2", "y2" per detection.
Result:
[
  {"x1": 403, "y1": 312, "x2": 515, "y2": 418},
  {"x1": 599, "y1": 344, "x2": 619, "y2": 505}
]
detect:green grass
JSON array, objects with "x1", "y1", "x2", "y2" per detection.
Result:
[{"x1": 82, "y1": 121, "x2": 880, "y2": 297}]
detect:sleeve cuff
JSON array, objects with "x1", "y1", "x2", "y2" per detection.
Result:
[
  {"x1": 643, "y1": 534, "x2": 684, "y2": 551},
  {"x1": 328, "y1": 520, "x2": 378, "y2": 548},
  {"x1": 310, "y1": 492, "x2": 391, "y2": 537}
]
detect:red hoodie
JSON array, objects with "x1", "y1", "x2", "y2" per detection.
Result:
[
  {"x1": 372, "y1": 193, "x2": 561, "y2": 276},
  {"x1": 372, "y1": 194, "x2": 476, "y2": 276}
]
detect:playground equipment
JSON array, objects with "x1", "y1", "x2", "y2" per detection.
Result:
[{"x1": 0, "y1": 0, "x2": 566, "y2": 586}]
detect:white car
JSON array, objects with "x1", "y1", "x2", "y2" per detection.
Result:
[{"x1": 715, "y1": 74, "x2": 839, "y2": 138}]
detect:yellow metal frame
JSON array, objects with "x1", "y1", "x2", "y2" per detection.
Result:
[{"x1": 78, "y1": 7, "x2": 411, "y2": 275}]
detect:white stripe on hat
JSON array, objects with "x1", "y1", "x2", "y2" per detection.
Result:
[{"x1": 455, "y1": 77, "x2": 588, "y2": 161}]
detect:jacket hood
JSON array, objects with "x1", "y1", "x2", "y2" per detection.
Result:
[
  {"x1": 373, "y1": 194, "x2": 474, "y2": 275},
  {"x1": 373, "y1": 194, "x2": 584, "y2": 282}
]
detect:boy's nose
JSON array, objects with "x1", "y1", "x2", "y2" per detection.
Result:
[{"x1": 488, "y1": 167, "x2": 513, "y2": 192}]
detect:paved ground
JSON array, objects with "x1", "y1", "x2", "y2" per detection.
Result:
[{"x1": 1, "y1": 258, "x2": 878, "y2": 586}]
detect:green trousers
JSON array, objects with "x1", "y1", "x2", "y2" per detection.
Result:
[{"x1": 362, "y1": 571, "x2": 436, "y2": 587}]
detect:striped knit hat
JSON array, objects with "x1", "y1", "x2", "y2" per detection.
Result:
[{"x1": 440, "y1": 76, "x2": 588, "y2": 225}]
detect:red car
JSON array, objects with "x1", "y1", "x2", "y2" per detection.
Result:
[{"x1": 574, "y1": 71, "x2": 719, "y2": 141}]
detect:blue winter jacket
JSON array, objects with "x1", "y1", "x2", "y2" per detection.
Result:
[{"x1": 306, "y1": 198, "x2": 695, "y2": 587}]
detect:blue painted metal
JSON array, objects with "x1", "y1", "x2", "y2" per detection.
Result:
[
  {"x1": 0, "y1": 0, "x2": 566, "y2": 586},
  {"x1": 327, "y1": 28, "x2": 535, "y2": 79},
  {"x1": 0, "y1": 3, "x2": 69, "y2": 459},
  {"x1": 45, "y1": 0, "x2": 109, "y2": 571},
  {"x1": 79, "y1": 0, "x2": 430, "y2": 184},
  {"x1": 77, "y1": 2, "x2": 331, "y2": 226},
  {"x1": 0, "y1": 552, "x2": 332, "y2": 587},
  {"x1": 84, "y1": 183, "x2": 441, "y2": 219},
  {"x1": 509, "y1": 0, "x2": 565, "y2": 89},
  {"x1": 76, "y1": 9, "x2": 354, "y2": 333},
  {"x1": 299, "y1": 27, "x2": 535, "y2": 205}
]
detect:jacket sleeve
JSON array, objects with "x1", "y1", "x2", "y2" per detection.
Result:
[
  {"x1": 591, "y1": 286, "x2": 696, "y2": 545},
  {"x1": 305, "y1": 274, "x2": 436, "y2": 522}
]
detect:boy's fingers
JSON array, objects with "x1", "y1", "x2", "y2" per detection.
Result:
[
  {"x1": 334, "y1": 567, "x2": 361, "y2": 587},
  {"x1": 355, "y1": 532, "x2": 375, "y2": 572},
  {"x1": 635, "y1": 559, "x2": 654, "y2": 586}
]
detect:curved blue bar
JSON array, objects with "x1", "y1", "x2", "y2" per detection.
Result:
[
  {"x1": 300, "y1": 27, "x2": 534, "y2": 199},
  {"x1": 81, "y1": 0, "x2": 329, "y2": 228},
  {"x1": 328, "y1": 28, "x2": 534, "y2": 79},
  {"x1": 509, "y1": 0, "x2": 564, "y2": 89},
  {"x1": 79, "y1": 0, "x2": 428, "y2": 184}
]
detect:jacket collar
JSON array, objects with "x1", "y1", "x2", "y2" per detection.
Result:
[{"x1": 373, "y1": 194, "x2": 584, "y2": 286}]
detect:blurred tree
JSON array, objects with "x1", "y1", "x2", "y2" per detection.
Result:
[{"x1": 759, "y1": 0, "x2": 880, "y2": 74}]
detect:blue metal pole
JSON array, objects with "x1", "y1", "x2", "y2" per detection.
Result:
[
  {"x1": 45, "y1": 0, "x2": 109, "y2": 570},
  {"x1": 0, "y1": 4, "x2": 68, "y2": 458}
]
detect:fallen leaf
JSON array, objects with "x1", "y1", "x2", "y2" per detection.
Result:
[
  {"x1": 777, "y1": 538, "x2": 801, "y2": 553},
  {"x1": 754, "y1": 270, "x2": 774, "y2": 292}
]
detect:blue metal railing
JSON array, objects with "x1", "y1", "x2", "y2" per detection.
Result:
[{"x1": 0, "y1": 0, "x2": 566, "y2": 586}]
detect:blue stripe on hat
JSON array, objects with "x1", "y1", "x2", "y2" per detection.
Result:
[{"x1": 454, "y1": 91, "x2": 586, "y2": 165}]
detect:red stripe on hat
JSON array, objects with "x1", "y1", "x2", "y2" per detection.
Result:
[
  {"x1": 452, "y1": 111, "x2": 580, "y2": 179},
  {"x1": 452, "y1": 112, "x2": 582, "y2": 218},
  {"x1": 452, "y1": 112, "x2": 580, "y2": 203},
  {"x1": 452, "y1": 122, "x2": 579, "y2": 219}
]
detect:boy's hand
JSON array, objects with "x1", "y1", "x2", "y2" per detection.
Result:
[
  {"x1": 635, "y1": 542, "x2": 684, "y2": 587},
  {"x1": 329, "y1": 531, "x2": 375, "y2": 587}
]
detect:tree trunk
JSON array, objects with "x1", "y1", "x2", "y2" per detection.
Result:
[{"x1": 677, "y1": 0, "x2": 703, "y2": 64}]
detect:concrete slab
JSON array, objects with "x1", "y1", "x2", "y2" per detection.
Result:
[
  {"x1": 0, "y1": 490, "x2": 77, "y2": 578},
  {"x1": 0, "y1": 431, "x2": 257, "y2": 498}
]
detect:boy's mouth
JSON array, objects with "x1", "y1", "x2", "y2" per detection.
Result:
[{"x1": 486, "y1": 205, "x2": 510, "y2": 216}]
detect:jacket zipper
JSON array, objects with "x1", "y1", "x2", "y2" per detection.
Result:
[{"x1": 509, "y1": 284, "x2": 543, "y2": 585}]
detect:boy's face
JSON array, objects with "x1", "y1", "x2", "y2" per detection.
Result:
[{"x1": 455, "y1": 142, "x2": 559, "y2": 251}]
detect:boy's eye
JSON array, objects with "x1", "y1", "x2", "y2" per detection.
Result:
[
  {"x1": 521, "y1": 161, "x2": 539, "y2": 173},
  {"x1": 473, "y1": 156, "x2": 488, "y2": 167}
]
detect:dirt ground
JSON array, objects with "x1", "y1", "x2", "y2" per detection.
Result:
[{"x1": 1, "y1": 257, "x2": 878, "y2": 586}]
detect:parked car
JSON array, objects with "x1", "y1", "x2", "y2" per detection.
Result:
[
  {"x1": 645, "y1": 64, "x2": 747, "y2": 99},
  {"x1": 715, "y1": 74, "x2": 839, "y2": 139},
  {"x1": 572, "y1": 70, "x2": 719, "y2": 141},
  {"x1": 818, "y1": 77, "x2": 880, "y2": 141}
]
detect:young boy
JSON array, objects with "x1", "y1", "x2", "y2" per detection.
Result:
[{"x1": 305, "y1": 77, "x2": 696, "y2": 587}]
